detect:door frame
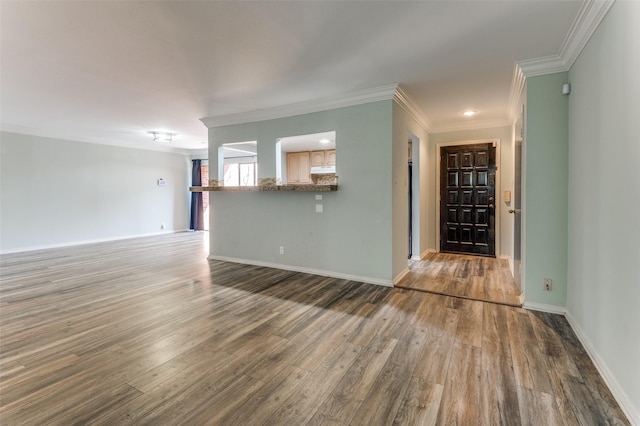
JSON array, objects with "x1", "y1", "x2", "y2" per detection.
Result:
[{"x1": 435, "y1": 138, "x2": 501, "y2": 257}]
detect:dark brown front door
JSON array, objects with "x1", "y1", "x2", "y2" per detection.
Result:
[{"x1": 440, "y1": 143, "x2": 496, "y2": 256}]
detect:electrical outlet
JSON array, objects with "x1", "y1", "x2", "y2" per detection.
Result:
[
  {"x1": 279, "y1": 246, "x2": 285, "y2": 255},
  {"x1": 543, "y1": 278, "x2": 552, "y2": 291}
]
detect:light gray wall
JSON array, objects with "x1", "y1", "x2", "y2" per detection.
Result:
[
  {"x1": 0, "y1": 132, "x2": 190, "y2": 253},
  {"x1": 428, "y1": 126, "x2": 514, "y2": 260},
  {"x1": 391, "y1": 102, "x2": 431, "y2": 277},
  {"x1": 524, "y1": 73, "x2": 569, "y2": 308},
  {"x1": 207, "y1": 101, "x2": 394, "y2": 284},
  {"x1": 567, "y1": 1, "x2": 640, "y2": 421}
]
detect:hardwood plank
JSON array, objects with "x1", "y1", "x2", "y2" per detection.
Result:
[
  {"x1": 392, "y1": 378, "x2": 443, "y2": 426},
  {"x1": 219, "y1": 365, "x2": 310, "y2": 426},
  {"x1": 454, "y1": 298, "x2": 484, "y2": 348},
  {"x1": 507, "y1": 309, "x2": 553, "y2": 393},
  {"x1": 435, "y1": 341, "x2": 481, "y2": 425},
  {"x1": 350, "y1": 318, "x2": 430, "y2": 425},
  {"x1": 263, "y1": 341, "x2": 361, "y2": 425},
  {"x1": 516, "y1": 385, "x2": 564, "y2": 426},
  {"x1": 480, "y1": 303, "x2": 522, "y2": 425},
  {"x1": 398, "y1": 253, "x2": 522, "y2": 307},
  {"x1": 307, "y1": 334, "x2": 398, "y2": 425}
]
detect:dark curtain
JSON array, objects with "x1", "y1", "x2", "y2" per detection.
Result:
[{"x1": 190, "y1": 159, "x2": 204, "y2": 230}]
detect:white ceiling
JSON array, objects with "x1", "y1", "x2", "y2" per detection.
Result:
[
  {"x1": 279, "y1": 131, "x2": 336, "y2": 153},
  {"x1": 1, "y1": 1, "x2": 586, "y2": 153}
]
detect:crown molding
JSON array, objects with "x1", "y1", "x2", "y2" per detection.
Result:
[
  {"x1": 200, "y1": 84, "x2": 399, "y2": 128},
  {"x1": 0, "y1": 127, "x2": 194, "y2": 155},
  {"x1": 517, "y1": 54, "x2": 567, "y2": 78},
  {"x1": 559, "y1": 0, "x2": 615, "y2": 69},
  {"x1": 393, "y1": 85, "x2": 431, "y2": 131},
  {"x1": 507, "y1": 64, "x2": 526, "y2": 123},
  {"x1": 518, "y1": 0, "x2": 615, "y2": 77}
]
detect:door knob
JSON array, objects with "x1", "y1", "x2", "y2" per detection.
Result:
[
  {"x1": 508, "y1": 209, "x2": 516, "y2": 213},
  {"x1": 489, "y1": 204, "x2": 494, "y2": 209}
]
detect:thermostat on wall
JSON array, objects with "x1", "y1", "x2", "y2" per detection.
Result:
[{"x1": 158, "y1": 178, "x2": 167, "y2": 186}]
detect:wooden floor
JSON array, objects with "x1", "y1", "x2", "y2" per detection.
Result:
[
  {"x1": 397, "y1": 252, "x2": 523, "y2": 307},
  {"x1": 0, "y1": 232, "x2": 629, "y2": 425}
]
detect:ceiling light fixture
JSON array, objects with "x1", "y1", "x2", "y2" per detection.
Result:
[
  {"x1": 319, "y1": 138, "x2": 331, "y2": 144},
  {"x1": 463, "y1": 110, "x2": 477, "y2": 117},
  {"x1": 149, "y1": 131, "x2": 174, "y2": 142}
]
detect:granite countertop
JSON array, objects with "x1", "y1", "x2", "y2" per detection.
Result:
[{"x1": 190, "y1": 184, "x2": 338, "y2": 192}]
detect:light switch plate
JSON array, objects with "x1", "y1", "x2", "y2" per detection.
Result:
[
  {"x1": 315, "y1": 194, "x2": 323, "y2": 200},
  {"x1": 315, "y1": 204, "x2": 323, "y2": 213}
]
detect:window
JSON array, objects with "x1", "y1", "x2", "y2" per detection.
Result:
[
  {"x1": 223, "y1": 163, "x2": 257, "y2": 186},
  {"x1": 219, "y1": 141, "x2": 258, "y2": 186}
]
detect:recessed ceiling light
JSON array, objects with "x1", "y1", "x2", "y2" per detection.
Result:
[
  {"x1": 319, "y1": 138, "x2": 331, "y2": 144},
  {"x1": 463, "y1": 111, "x2": 477, "y2": 117}
]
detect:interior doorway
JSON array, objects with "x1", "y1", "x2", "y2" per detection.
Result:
[
  {"x1": 512, "y1": 108, "x2": 524, "y2": 290},
  {"x1": 408, "y1": 141, "x2": 413, "y2": 259},
  {"x1": 408, "y1": 135, "x2": 420, "y2": 261},
  {"x1": 398, "y1": 138, "x2": 522, "y2": 306}
]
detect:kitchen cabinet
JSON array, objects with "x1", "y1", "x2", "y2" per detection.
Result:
[
  {"x1": 286, "y1": 152, "x2": 311, "y2": 184},
  {"x1": 326, "y1": 149, "x2": 336, "y2": 166},
  {"x1": 310, "y1": 151, "x2": 325, "y2": 167},
  {"x1": 311, "y1": 149, "x2": 336, "y2": 166}
]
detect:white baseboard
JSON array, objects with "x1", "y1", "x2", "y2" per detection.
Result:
[
  {"x1": 393, "y1": 267, "x2": 410, "y2": 285},
  {"x1": 207, "y1": 255, "x2": 394, "y2": 287},
  {"x1": 565, "y1": 312, "x2": 640, "y2": 425},
  {"x1": 522, "y1": 301, "x2": 567, "y2": 315},
  {"x1": 412, "y1": 248, "x2": 435, "y2": 261},
  {"x1": 0, "y1": 229, "x2": 190, "y2": 255}
]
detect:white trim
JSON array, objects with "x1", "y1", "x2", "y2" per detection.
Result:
[
  {"x1": 392, "y1": 267, "x2": 410, "y2": 286},
  {"x1": 201, "y1": 84, "x2": 399, "y2": 128},
  {"x1": 565, "y1": 312, "x2": 640, "y2": 425},
  {"x1": 207, "y1": 255, "x2": 393, "y2": 287},
  {"x1": 411, "y1": 248, "x2": 435, "y2": 261},
  {"x1": 500, "y1": 255, "x2": 514, "y2": 276},
  {"x1": 0, "y1": 229, "x2": 190, "y2": 255},
  {"x1": 558, "y1": 0, "x2": 616, "y2": 70},
  {"x1": 517, "y1": 55, "x2": 568, "y2": 78},
  {"x1": 435, "y1": 139, "x2": 501, "y2": 257},
  {"x1": 518, "y1": 0, "x2": 615, "y2": 77},
  {"x1": 522, "y1": 301, "x2": 567, "y2": 315},
  {"x1": 393, "y1": 86, "x2": 431, "y2": 131},
  {"x1": 507, "y1": 65, "x2": 526, "y2": 124},
  {"x1": 0, "y1": 128, "x2": 195, "y2": 155},
  {"x1": 421, "y1": 248, "x2": 436, "y2": 260}
]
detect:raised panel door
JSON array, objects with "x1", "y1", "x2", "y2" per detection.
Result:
[
  {"x1": 298, "y1": 152, "x2": 311, "y2": 183},
  {"x1": 326, "y1": 150, "x2": 336, "y2": 166},
  {"x1": 440, "y1": 143, "x2": 496, "y2": 256},
  {"x1": 310, "y1": 151, "x2": 325, "y2": 167},
  {"x1": 286, "y1": 152, "x2": 300, "y2": 183}
]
